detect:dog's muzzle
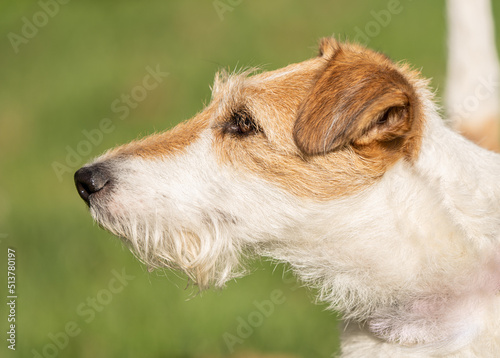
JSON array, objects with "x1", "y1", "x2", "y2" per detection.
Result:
[{"x1": 74, "y1": 163, "x2": 111, "y2": 206}]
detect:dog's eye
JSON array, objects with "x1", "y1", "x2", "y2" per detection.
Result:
[{"x1": 223, "y1": 109, "x2": 261, "y2": 137}]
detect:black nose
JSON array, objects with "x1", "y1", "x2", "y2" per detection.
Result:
[{"x1": 74, "y1": 164, "x2": 110, "y2": 205}]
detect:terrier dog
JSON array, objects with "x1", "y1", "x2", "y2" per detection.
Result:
[{"x1": 75, "y1": 37, "x2": 500, "y2": 357}]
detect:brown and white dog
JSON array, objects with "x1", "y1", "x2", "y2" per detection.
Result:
[{"x1": 75, "y1": 31, "x2": 500, "y2": 358}]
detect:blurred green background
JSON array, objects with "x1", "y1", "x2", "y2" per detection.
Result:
[{"x1": 1, "y1": 1, "x2": 500, "y2": 357}]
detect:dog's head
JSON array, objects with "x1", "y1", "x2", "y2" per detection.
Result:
[{"x1": 75, "y1": 38, "x2": 426, "y2": 287}]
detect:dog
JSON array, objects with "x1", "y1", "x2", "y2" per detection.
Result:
[{"x1": 74, "y1": 36, "x2": 500, "y2": 357}]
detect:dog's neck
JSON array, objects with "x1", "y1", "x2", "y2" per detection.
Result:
[
  {"x1": 265, "y1": 113, "x2": 500, "y2": 355},
  {"x1": 377, "y1": 115, "x2": 500, "y2": 353},
  {"x1": 415, "y1": 114, "x2": 500, "y2": 245}
]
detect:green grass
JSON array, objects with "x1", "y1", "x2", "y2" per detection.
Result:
[{"x1": 1, "y1": 0, "x2": 500, "y2": 357}]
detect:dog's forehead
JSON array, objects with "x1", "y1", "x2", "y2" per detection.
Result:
[
  {"x1": 209, "y1": 57, "x2": 326, "y2": 140},
  {"x1": 249, "y1": 57, "x2": 325, "y2": 84},
  {"x1": 209, "y1": 42, "x2": 396, "y2": 125},
  {"x1": 246, "y1": 58, "x2": 326, "y2": 111}
]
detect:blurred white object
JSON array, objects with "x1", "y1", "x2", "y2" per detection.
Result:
[{"x1": 446, "y1": 0, "x2": 500, "y2": 151}]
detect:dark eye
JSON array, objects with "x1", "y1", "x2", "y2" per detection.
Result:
[{"x1": 223, "y1": 109, "x2": 261, "y2": 137}]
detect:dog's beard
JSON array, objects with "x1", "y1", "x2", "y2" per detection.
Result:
[{"x1": 89, "y1": 200, "x2": 246, "y2": 289}]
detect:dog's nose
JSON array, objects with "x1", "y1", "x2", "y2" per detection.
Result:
[{"x1": 74, "y1": 164, "x2": 110, "y2": 205}]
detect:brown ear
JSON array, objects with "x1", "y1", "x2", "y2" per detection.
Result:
[{"x1": 293, "y1": 44, "x2": 417, "y2": 156}]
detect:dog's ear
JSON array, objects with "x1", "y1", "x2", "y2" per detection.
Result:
[{"x1": 294, "y1": 43, "x2": 418, "y2": 156}]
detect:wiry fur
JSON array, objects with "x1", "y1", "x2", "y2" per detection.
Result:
[{"x1": 76, "y1": 38, "x2": 500, "y2": 357}]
